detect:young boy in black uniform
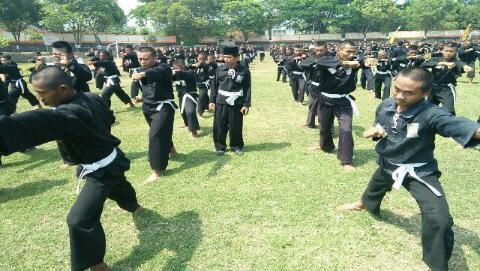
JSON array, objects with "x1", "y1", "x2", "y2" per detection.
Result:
[
  {"x1": 372, "y1": 50, "x2": 393, "y2": 100},
  {"x1": 209, "y1": 46, "x2": 252, "y2": 156},
  {"x1": 421, "y1": 42, "x2": 473, "y2": 115},
  {"x1": 0, "y1": 55, "x2": 42, "y2": 109},
  {"x1": 458, "y1": 40, "x2": 480, "y2": 84},
  {"x1": 0, "y1": 66, "x2": 142, "y2": 271},
  {"x1": 90, "y1": 50, "x2": 135, "y2": 109},
  {"x1": 132, "y1": 47, "x2": 177, "y2": 182},
  {"x1": 172, "y1": 59, "x2": 200, "y2": 138},
  {"x1": 343, "y1": 67, "x2": 480, "y2": 271},
  {"x1": 285, "y1": 44, "x2": 307, "y2": 103}
]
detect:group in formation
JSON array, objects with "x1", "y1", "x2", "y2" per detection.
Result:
[{"x1": 0, "y1": 38, "x2": 479, "y2": 271}]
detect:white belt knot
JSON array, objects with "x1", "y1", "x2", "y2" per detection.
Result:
[
  {"x1": 320, "y1": 92, "x2": 360, "y2": 116},
  {"x1": 105, "y1": 75, "x2": 118, "y2": 86},
  {"x1": 14, "y1": 79, "x2": 25, "y2": 94},
  {"x1": 198, "y1": 80, "x2": 210, "y2": 89},
  {"x1": 181, "y1": 93, "x2": 197, "y2": 114},
  {"x1": 218, "y1": 90, "x2": 243, "y2": 106},
  {"x1": 391, "y1": 163, "x2": 442, "y2": 196},
  {"x1": 77, "y1": 148, "x2": 117, "y2": 194},
  {"x1": 155, "y1": 99, "x2": 178, "y2": 112}
]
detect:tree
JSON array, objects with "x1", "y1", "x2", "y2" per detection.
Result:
[
  {"x1": 261, "y1": 0, "x2": 286, "y2": 40},
  {"x1": 0, "y1": 35, "x2": 9, "y2": 49},
  {"x1": 41, "y1": 0, "x2": 127, "y2": 45},
  {"x1": 222, "y1": 0, "x2": 266, "y2": 41},
  {"x1": 404, "y1": 0, "x2": 456, "y2": 37},
  {"x1": 0, "y1": 0, "x2": 42, "y2": 45}
]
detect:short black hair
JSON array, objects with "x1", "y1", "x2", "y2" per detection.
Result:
[
  {"x1": 407, "y1": 45, "x2": 419, "y2": 51},
  {"x1": 338, "y1": 40, "x2": 357, "y2": 49},
  {"x1": 443, "y1": 42, "x2": 458, "y2": 50},
  {"x1": 294, "y1": 44, "x2": 303, "y2": 49},
  {"x1": 98, "y1": 49, "x2": 112, "y2": 59},
  {"x1": 125, "y1": 45, "x2": 134, "y2": 50},
  {"x1": 52, "y1": 41, "x2": 73, "y2": 54},
  {"x1": 315, "y1": 41, "x2": 327, "y2": 48},
  {"x1": 138, "y1": 47, "x2": 156, "y2": 56},
  {"x1": 31, "y1": 66, "x2": 74, "y2": 90},
  {"x1": 397, "y1": 67, "x2": 433, "y2": 93},
  {"x1": 1, "y1": 55, "x2": 12, "y2": 60}
]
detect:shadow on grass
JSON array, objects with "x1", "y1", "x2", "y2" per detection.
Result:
[
  {"x1": 112, "y1": 209, "x2": 202, "y2": 271},
  {"x1": 244, "y1": 142, "x2": 291, "y2": 152},
  {"x1": 0, "y1": 179, "x2": 67, "y2": 204},
  {"x1": 353, "y1": 148, "x2": 378, "y2": 167},
  {"x1": 0, "y1": 147, "x2": 60, "y2": 172},
  {"x1": 164, "y1": 149, "x2": 231, "y2": 177},
  {"x1": 379, "y1": 210, "x2": 479, "y2": 271}
]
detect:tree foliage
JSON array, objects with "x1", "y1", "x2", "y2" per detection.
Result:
[{"x1": 0, "y1": 0, "x2": 42, "y2": 44}]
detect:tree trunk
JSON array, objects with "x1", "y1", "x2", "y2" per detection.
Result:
[{"x1": 268, "y1": 26, "x2": 272, "y2": 41}]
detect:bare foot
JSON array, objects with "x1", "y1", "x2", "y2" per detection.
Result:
[
  {"x1": 339, "y1": 201, "x2": 366, "y2": 211},
  {"x1": 191, "y1": 130, "x2": 199, "y2": 138},
  {"x1": 309, "y1": 145, "x2": 321, "y2": 151},
  {"x1": 134, "y1": 205, "x2": 144, "y2": 213},
  {"x1": 146, "y1": 170, "x2": 163, "y2": 182},
  {"x1": 90, "y1": 262, "x2": 110, "y2": 271},
  {"x1": 343, "y1": 164, "x2": 355, "y2": 171},
  {"x1": 59, "y1": 163, "x2": 72, "y2": 169}
]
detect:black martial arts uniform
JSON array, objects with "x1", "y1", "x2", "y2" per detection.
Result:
[
  {"x1": 0, "y1": 92, "x2": 140, "y2": 271},
  {"x1": 192, "y1": 62, "x2": 211, "y2": 115},
  {"x1": 0, "y1": 62, "x2": 40, "y2": 107},
  {"x1": 300, "y1": 57, "x2": 321, "y2": 128},
  {"x1": 285, "y1": 56, "x2": 307, "y2": 103},
  {"x1": 421, "y1": 57, "x2": 467, "y2": 115},
  {"x1": 173, "y1": 70, "x2": 200, "y2": 132},
  {"x1": 373, "y1": 59, "x2": 393, "y2": 100},
  {"x1": 137, "y1": 63, "x2": 177, "y2": 172},
  {"x1": 361, "y1": 98, "x2": 480, "y2": 271},
  {"x1": 210, "y1": 62, "x2": 252, "y2": 152},
  {"x1": 63, "y1": 58, "x2": 92, "y2": 93},
  {"x1": 93, "y1": 60, "x2": 131, "y2": 108},
  {"x1": 458, "y1": 46, "x2": 480, "y2": 78},
  {"x1": 122, "y1": 52, "x2": 142, "y2": 97},
  {"x1": 0, "y1": 79, "x2": 15, "y2": 165},
  {"x1": 315, "y1": 56, "x2": 360, "y2": 165}
]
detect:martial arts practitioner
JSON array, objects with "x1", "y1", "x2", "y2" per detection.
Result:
[
  {"x1": 391, "y1": 44, "x2": 425, "y2": 72},
  {"x1": 0, "y1": 66, "x2": 142, "y2": 271},
  {"x1": 89, "y1": 50, "x2": 135, "y2": 109},
  {"x1": 172, "y1": 59, "x2": 200, "y2": 138},
  {"x1": 51, "y1": 41, "x2": 92, "y2": 93},
  {"x1": 131, "y1": 47, "x2": 177, "y2": 182},
  {"x1": 0, "y1": 79, "x2": 15, "y2": 166},
  {"x1": 122, "y1": 45, "x2": 142, "y2": 101},
  {"x1": 285, "y1": 44, "x2": 307, "y2": 104},
  {"x1": 458, "y1": 40, "x2": 480, "y2": 85},
  {"x1": 209, "y1": 46, "x2": 251, "y2": 156},
  {"x1": 301, "y1": 41, "x2": 328, "y2": 128},
  {"x1": 191, "y1": 53, "x2": 211, "y2": 117},
  {"x1": 372, "y1": 50, "x2": 393, "y2": 100},
  {"x1": 343, "y1": 67, "x2": 480, "y2": 271},
  {"x1": 0, "y1": 55, "x2": 42, "y2": 109},
  {"x1": 314, "y1": 40, "x2": 361, "y2": 171},
  {"x1": 421, "y1": 42, "x2": 473, "y2": 115},
  {"x1": 359, "y1": 46, "x2": 376, "y2": 91}
]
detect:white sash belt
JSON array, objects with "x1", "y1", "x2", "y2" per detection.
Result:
[
  {"x1": 181, "y1": 93, "x2": 197, "y2": 114},
  {"x1": 320, "y1": 92, "x2": 360, "y2": 116},
  {"x1": 197, "y1": 80, "x2": 210, "y2": 89},
  {"x1": 218, "y1": 90, "x2": 243, "y2": 106},
  {"x1": 447, "y1": 83, "x2": 456, "y2": 105},
  {"x1": 311, "y1": 81, "x2": 320, "y2": 87},
  {"x1": 391, "y1": 163, "x2": 442, "y2": 197},
  {"x1": 14, "y1": 79, "x2": 25, "y2": 94},
  {"x1": 292, "y1": 71, "x2": 307, "y2": 81},
  {"x1": 77, "y1": 148, "x2": 117, "y2": 194},
  {"x1": 105, "y1": 75, "x2": 118, "y2": 86},
  {"x1": 376, "y1": 70, "x2": 391, "y2": 75},
  {"x1": 155, "y1": 99, "x2": 178, "y2": 112}
]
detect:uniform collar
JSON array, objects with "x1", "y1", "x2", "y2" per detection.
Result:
[{"x1": 385, "y1": 99, "x2": 428, "y2": 118}]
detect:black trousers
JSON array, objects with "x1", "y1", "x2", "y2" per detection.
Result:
[
  {"x1": 213, "y1": 104, "x2": 244, "y2": 151},
  {"x1": 290, "y1": 75, "x2": 306, "y2": 102},
  {"x1": 361, "y1": 167, "x2": 454, "y2": 271},
  {"x1": 95, "y1": 73, "x2": 104, "y2": 90},
  {"x1": 68, "y1": 159, "x2": 139, "y2": 271},
  {"x1": 374, "y1": 75, "x2": 392, "y2": 100},
  {"x1": 8, "y1": 79, "x2": 40, "y2": 107},
  {"x1": 277, "y1": 68, "x2": 287, "y2": 82},
  {"x1": 306, "y1": 91, "x2": 319, "y2": 127},
  {"x1": 360, "y1": 68, "x2": 374, "y2": 90},
  {"x1": 179, "y1": 94, "x2": 200, "y2": 132},
  {"x1": 101, "y1": 83, "x2": 131, "y2": 108},
  {"x1": 318, "y1": 96, "x2": 354, "y2": 165},
  {"x1": 197, "y1": 85, "x2": 209, "y2": 115},
  {"x1": 143, "y1": 107, "x2": 175, "y2": 171},
  {"x1": 429, "y1": 85, "x2": 456, "y2": 115}
]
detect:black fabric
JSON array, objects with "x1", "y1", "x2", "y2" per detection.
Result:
[
  {"x1": 143, "y1": 106, "x2": 175, "y2": 171},
  {"x1": 213, "y1": 104, "x2": 244, "y2": 151}
]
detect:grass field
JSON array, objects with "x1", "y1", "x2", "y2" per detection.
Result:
[{"x1": 0, "y1": 59, "x2": 479, "y2": 271}]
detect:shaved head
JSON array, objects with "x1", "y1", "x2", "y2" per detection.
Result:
[{"x1": 31, "y1": 66, "x2": 74, "y2": 90}]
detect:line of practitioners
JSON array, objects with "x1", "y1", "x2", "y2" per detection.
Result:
[
  {"x1": 1, "y1": 40, "x2": 480, "y2": 271},
  {"x1": 0, "y1": 43, "x2": 251, "y2": 271}
]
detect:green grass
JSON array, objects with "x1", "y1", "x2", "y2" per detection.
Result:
[{"x1": 1, "y1": 60, "x2": 479, "y2": 270}]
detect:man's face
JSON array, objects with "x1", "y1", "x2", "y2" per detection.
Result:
[
  {"x1": 197, "y1": 55, "x2": 206, "y2": 64},
  {"x1": 442, "y1": 46, "x2": 457, "y2": 61},
  {"x1": 407, "y1": 50, "x2": 418, "y2": 57},
  {"x1": 138, "y1": 51, "x2": 156, "y2": 69},
  {"x1": 224, "y1": 54, "x2": 237, "y2": 66},
  {"x1": 99, "y1": 52, "x2": 108, "y2": 61},
  {"x1": 378, "y1": 51, "x2": 387, "y2": 59},
  {"x1": 393, "y1": 75, "x2": 428, "y2": 109},
  {"x1": 464, "y1": 41, "x2": 472, "y2": 48},
  {"x1": 0, "y1": 57, "x2": 10, "y2": 64},
  {"x1": 126, "y1": 47, "x2": 133, "y2": 54},
  {"x1": 52, "y1": 48, "x2": 72, "y2": 61},
  {"x1": 32, "y1": 82, "x2": 66, "y2": 107},
  {"x1": 294, "y1": 47, "x2": 303, "y2": 56},
  {"x1": 207, "y1": 56, "x2": 215, "y2": 64},
  {"x1": 315, "y1": 46, "x2": 327, "y2": 57},
  {"x1": 337, "y1": 45, "x2": 358, "y2": 61}
]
